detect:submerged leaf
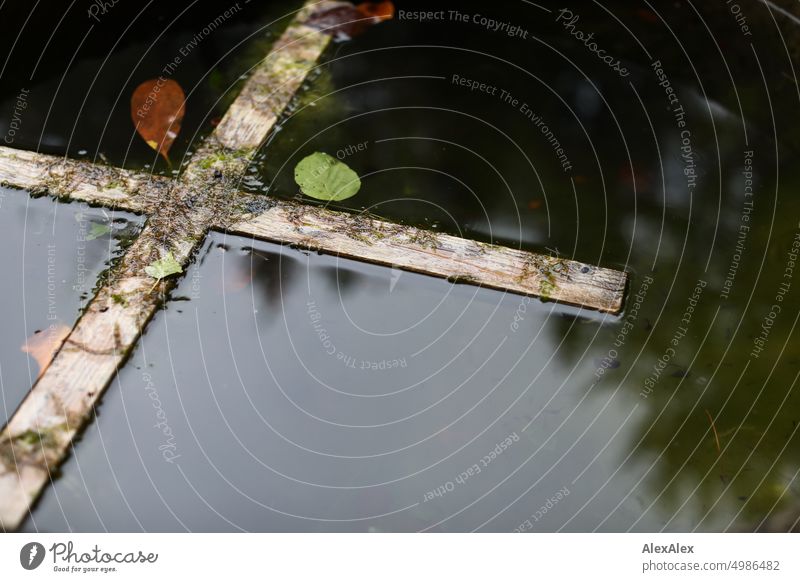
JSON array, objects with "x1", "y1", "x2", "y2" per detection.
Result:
[
  {"x1": 22, "y1": 325, "x2": 71, "y2": 378},
  {"x1": 130, "y1": 78, "x2": 186, "y2": 165},
  {"x1": 145, "y1": 252, "x2": 183, "y2": 283},
  {"x1": 86, "y1": 223, "x2": 111, "y2": 241},
  {"x1": 294, "y1": 152, "x2": 361, "y2": 201}
]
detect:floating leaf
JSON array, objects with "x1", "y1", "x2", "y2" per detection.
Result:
[
  {"x1": 305, "y1": 1, "x2": 395, "y2": 39},
  {"x1": 22, "y1": 325, "x2": 71, "y2": 378},
  {"x1": 130, "y1": 78, "x2": 186, "y2": 166},
  {"x1": 294, "y1": 152, "x2": 361, "y2": 201},
  {"x1": 356, "y1": 0, "x2": 394, "y2": 21},
  {"x1": 145, "y1": 251, "x2": 183, "y2": 289},
  {"x1": 86, "y1": 223, "x2": 111, "y2": 241}
]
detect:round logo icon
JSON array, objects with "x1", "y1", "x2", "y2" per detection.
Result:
[{"x1": 19, "y1": 542, "x2": 46, "y2": 570}]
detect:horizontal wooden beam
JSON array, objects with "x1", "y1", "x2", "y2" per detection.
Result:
[
  {"x1": 0, "y1": 146, "x2": 168, "y2": 213},
  {"x1": 221, "y1": 198, "x2": 628, "y2": 314}
]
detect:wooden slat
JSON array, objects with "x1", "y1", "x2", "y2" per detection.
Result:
[
  {"x1": 222, "y1": 199, "x2": 628, "y2": 314},
  {"x1": 0, "y1": 146, "x2": 168, "y2": 213},
  {"x1": 0, "y1": 2, "x2": 332, "y2": 532}
]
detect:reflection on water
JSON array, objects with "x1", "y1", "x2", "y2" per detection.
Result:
[
  {"x1": 0, "y1": 190, "x2": 140, "y2": 427},
  {"x1": 22, "y1": 226, "x2": 800, "y2": 532},
  {"x1": 247, "y1": 0, "x2": 800, "y2": 530},
  {"x1": 15, "y1": 0, "x2": 800, "y2": 531},
  {"x1": 22, "y1": 233, "x2": 635, "y2": 532}
]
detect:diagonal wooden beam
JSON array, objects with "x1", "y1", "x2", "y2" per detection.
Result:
[
  {"x1": 0, "y1": 146, "x2": 168, "y2": 213},
  {"x1": 0, "y1": 0, "x2": 332, "y2": 531},
  {"x1": 221, "y1": 197, "x2": 627, "y2": 314}
]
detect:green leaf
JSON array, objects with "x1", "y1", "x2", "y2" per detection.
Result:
[
  {"x1": 144, "y1": 252, "x2": 182, "y2": 282},
  {"x1": 294, "y1": 152, "x2": 361, "y2": 201},
  {"x1": 86, "y1": 223, "x2": 112, "y2": 241}
]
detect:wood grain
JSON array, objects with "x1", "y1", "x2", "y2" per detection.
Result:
[
  {"x1": 0, "y1": 146, "x2": 168, "y2": 213},
  {"x1": 223, "y1": 198, "x2": 628, "y2": 314}
]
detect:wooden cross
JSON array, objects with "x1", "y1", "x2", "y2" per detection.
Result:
[{"x1": 0, "y1": 1, "x2": 626, "y2": 531}]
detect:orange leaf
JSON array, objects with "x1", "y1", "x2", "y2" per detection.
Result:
[
  {"x1": 130, "y1": 78, "x2": 185, "y2": 165},
  {"x1": 356, "y1": 1, "x2": 394, "y2": 22},
  {"x1": 21, "y1": 325, "x2": 71, "y2": 378}
]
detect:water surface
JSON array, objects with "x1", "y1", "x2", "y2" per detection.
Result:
[
  {"x1": 15, "y1": 0, "x2": 800, "y2": 531},
  {"x1": 0, "y1": 189, "x2": 140, "y2": 426}
]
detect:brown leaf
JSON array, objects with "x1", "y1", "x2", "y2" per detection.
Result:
[
  {"x1": 22, "y1": 325, "x2": 71, "y2": 378},
  {"x1": 306, "y1": 1, "x2": 394, "y2": 39},
  {"x1": 130, "y1": 78, "x2": 186, "y2": 165},
  {"x1": 355, "y1": 0, "x2": 394, "y2": 22}
]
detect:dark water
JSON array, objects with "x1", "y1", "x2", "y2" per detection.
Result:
[
  {"x1": 0, "y1": 188, "x2": 140, "y2": 427},
  {"x1": 23, "y1": 232, "x2": 630, "y2": 532},
  {"x1": 14, "y1": 0, "x2": 800, "y2": 531},
  {"x1": 0, "y1": 0, "x2": 304, "y2": 173}
]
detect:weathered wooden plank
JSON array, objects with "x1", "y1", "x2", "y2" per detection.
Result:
[
  {"x1": 0, "y1": 1, "x2": 332, "y2": 532},
  {"x1": 214, "y1": 17, "x2": 331, "y2": 150},
  {"x1": 222, "y1": 199, "x2": 628, "y2": 314},
  {"x1": 0, "y1": 146, "x2": 168, "y2": 213}
]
